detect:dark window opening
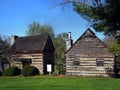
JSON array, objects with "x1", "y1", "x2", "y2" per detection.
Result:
[
  {"x1": 73, "y1": 61, "x2": 80, "y2": 66},
  {"x1": 96, "y1": 60, "x2": 104, "y2": 66}
]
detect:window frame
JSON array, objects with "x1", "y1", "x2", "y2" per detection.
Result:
[
  {"x1": 96, "y1": 59, "x2": 104, "y2": 66},
  {"x1": 73, "y1": 61, "x2": 80, "y2": 66}
]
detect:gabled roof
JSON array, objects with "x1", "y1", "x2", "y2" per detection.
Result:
[
  {"x1": 11, "y1": 34, "x2": 54, "y2": 54},
  {"x1": 65, "y1": 28, "x2": 114, "y2": 58}
]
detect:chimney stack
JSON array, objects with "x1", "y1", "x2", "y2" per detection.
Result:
[
  {"x1": 11, "y1": 35, "x2": 18, "y2": 45},
  {"x1": 66, "y1": 32, "x2": 73, "y2": 50}
]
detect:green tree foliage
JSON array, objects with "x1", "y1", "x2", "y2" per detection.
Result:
[
  {"x1": 54, "y1": 33, "x2": 68, "y2": 64},
  {"x1": 26, "y1": 22, "x2": 68, "y2": 64},
  {"x1": 53, "y1": 0, "x2": 120, "y2": 36},
  {"x1": 108, "y1": 44, "x2": 120, "y2": 54},
  {"x1": 104, "y1": 35, "x2": 120, "y2": 54},
  {"x1": 53, "y1": 33, "x2": 68, "y2": 75},
  {"x1": 104, "y1": 35, "x2": 117, "y2": 47},
  {"x1": 26, "y1": 22, "x2": 55, "y2": 38},
  {"x1": 0, "y1": 36, "x2": 10, "y2": 64},
  {"x1": 72, "y1": 0, "x2": 120, "y2": 36}
]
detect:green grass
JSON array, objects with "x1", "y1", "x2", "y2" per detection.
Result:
[{"x1": 0, "y1": 76, "x2": 120, "y2": 90}]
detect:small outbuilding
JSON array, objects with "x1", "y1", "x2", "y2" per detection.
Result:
[
  {"x1": 65, "y1": 28, "x2": 115, "y2": 77},
  {"x1": 10, "y1": 35, "x2": 55, "y2": 74}
]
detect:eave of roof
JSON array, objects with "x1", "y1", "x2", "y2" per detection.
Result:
[{"x1": 11, "y1": 34, "x2": 49, "y2": 54}]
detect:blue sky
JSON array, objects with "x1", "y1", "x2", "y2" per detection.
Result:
[{"x1": 0, "y1": 0, "x2": 104, "y2": 42}]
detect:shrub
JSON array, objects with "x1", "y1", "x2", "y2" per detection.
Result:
[
  {"x1": 3, "y1": 67, "x2": 21, "y2": 76},
  {"x1": 21, "y1": 66, "x2": 39, "y2": 76}
]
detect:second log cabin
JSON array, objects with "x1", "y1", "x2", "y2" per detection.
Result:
[{"x1": 65, "y1": 28, "x2": 115, "y2": 77}]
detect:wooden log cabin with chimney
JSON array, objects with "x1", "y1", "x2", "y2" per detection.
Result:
[
  {"x1": 10, "y1": 35, "x2": 55, "y2": 74},
  {"x1": 65, "y1": 28, "x2": 115, "y2": 77}
]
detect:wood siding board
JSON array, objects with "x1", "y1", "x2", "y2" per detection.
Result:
[
  {"x1": 11, "y1": 53, "x2": 44, "y2": 74},
  {"x1": 65, "y1": 29, "x2": 115, "y2": 76}
]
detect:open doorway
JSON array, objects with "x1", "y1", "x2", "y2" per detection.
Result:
[{"x1": 22, "y1": 59, "x2": 32, "y2": 68}]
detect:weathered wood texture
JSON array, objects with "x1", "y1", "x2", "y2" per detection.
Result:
[
  {"x1": 65, "y1": 29, "x2": 115, "y2": 77},
  {"x1": 66, "y1": 57, "x2": 114, "y2": 76},
  {"x1": 11, "y1": 35, "x2": 55, "y2": 74},
  {"x1": 11, "y1": 54, "x2": 44, "y2": 74}
]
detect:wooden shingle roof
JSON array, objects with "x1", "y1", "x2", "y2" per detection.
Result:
[
  {"x1": 65, "y1": 28, "x2": 114, "y2": 58},
  {"x1": 11, "y1": 34, "x2": 54, "y2": 54}
]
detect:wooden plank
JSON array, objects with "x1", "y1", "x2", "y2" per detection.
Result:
[
  {"x1": 32, "y1": 59, "x2": 43, "y2": 62},
  {"x1": 104, "y1": 58, "x2": 114, "y2": 60},
  {"x1": 67, "y1": 58, "x2": 114, "y2": 61},
  {"x1": 66, "y1": 70, "x2": 107, "y2": 73},
  {"x1": 12, "y1": 54, "x2": 43, "y2": 59},
  {"x1": 66, "y1": 72, "x2": 111, "y2": 77}
]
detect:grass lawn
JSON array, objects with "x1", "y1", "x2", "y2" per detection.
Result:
[{"x1": 0, "y1": 76, "x2": 120, "y2": 90}]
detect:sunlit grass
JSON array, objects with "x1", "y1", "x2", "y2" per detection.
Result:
[{"x1": 0, "y1": 76, "x2": 120, "y2": 90}]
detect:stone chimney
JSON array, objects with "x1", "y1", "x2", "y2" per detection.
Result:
[
  {"x1": 66, "y1": 32, "x2": 73, "y2": 50},
  {"x1": 11, "y1": 35, "x2": 18, "y2": 45}
]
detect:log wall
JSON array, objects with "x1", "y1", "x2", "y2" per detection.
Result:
[
  {"x1": 11, "y1": 54, "x2": 44, "y2": 74},
  {"x1": 65, "y1": 29, "x2": 115, "y2": 77},
  {"x1": 66, "y1": 57, "x2": 114, "y2": 77}
]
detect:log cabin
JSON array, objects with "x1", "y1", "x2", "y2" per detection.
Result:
[
  {"x1": 65, "y1": 28, "x2": 115, "y2": 77},
  {"x1": 10, "y1": 35, "x2": 55, "y2": 74}
]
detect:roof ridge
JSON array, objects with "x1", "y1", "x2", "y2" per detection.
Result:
[
  {"x1": 81, "y1": 28, "x2": 95, "y2": 38},
  {"x1": 18, "y1": 34, "x2": 49, "y2": 38},
  {"x1": 65, "y1": 28, "x2": 95, "y2": 53},
  {"x1": 65, "y1": 28, "x2": 114, "y2": 58}
]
